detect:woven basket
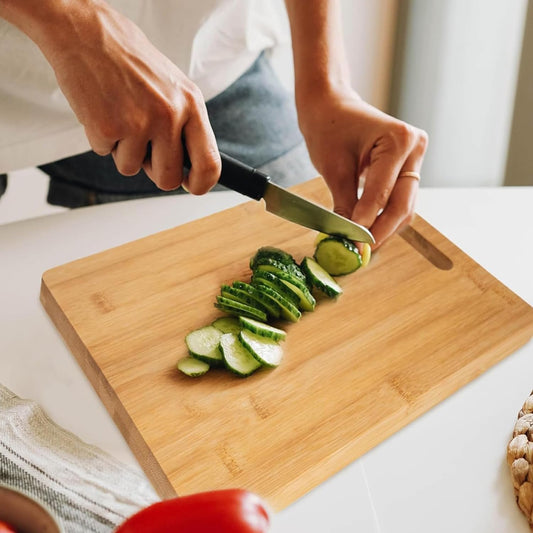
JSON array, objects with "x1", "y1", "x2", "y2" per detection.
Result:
[{"x1": 507, "y1": 390, "x2": 533, "y2": 529}]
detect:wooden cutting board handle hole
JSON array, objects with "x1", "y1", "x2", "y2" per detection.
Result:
[{"x1": 399, "y1": 225, "x2": 453, "y2": 271}]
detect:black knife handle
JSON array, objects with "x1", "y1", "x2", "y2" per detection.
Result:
[{"x1": 182, "y1": 147, "x2": 270, "y2": 201}]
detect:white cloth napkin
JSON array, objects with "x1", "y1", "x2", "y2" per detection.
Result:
[{"x1": 0, "y1": 384, "x2": 158, "y2": 532}]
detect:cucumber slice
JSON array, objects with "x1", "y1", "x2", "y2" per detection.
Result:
[
  {"x1": 270, "y1": 270, "x2": 316, "y2": 312},
  {"x1": 220, "y1": 285, "x2": 269, "y2": 314},
  {"x1": 232, "y1": 281, "x2": 281, "y2": 318},
  {"x1": 252, "y1": 257, "x2": 308, "y2": 283},
  {"x1": 185, "y1": 325, "x2": 223, "y2": 365},
  {"x1": 220, "y1": 332, "x2": 262, "y2": 377},
  {"x1": 239, "y1": 329, "x2": 284, "y2": 367},
  {"x1": 215, "y1": 296, "x2": 268, "y2": 322},
  {"x1": 212, "y1": 317, "x2": 241, "y2": 334},
  {"x1": 301, "y1": 256, "x2": 343, "y2": 298},
  {"x1": 251, "y1": 270, "x2": 300, "y2": 307},
  {"x1": 361, "y1": 242, "x2": 372, "y2": 267},
  {"x1": 252, "y1": 283, "x2": 302, "y2": 322},
  {"x1": 239, "y1": 316, "x2": 287, "y2": 341},
  {"x1": 177, "y1": 356, "x2": 210, "y2": 377},
  {"x1": 314, "y1": 236, "x2": 362, "y2": 276},
  {"x1": 250, "y1": 246, "x2": 297, "y2": 269}
]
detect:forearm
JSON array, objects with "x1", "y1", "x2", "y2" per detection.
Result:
[
  {"x1": 284, "y1": 0, "x2": 354, "y2": 106},
  {"x1": 0, "y1": 0, "x2": 105, "y2": 63}
]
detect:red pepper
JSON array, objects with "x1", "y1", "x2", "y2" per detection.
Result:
[{"x1": 115, "y1": 489, "x2": 270, "y2": 533}]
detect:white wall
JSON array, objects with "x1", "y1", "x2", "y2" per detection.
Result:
[{"x1": 394, "y1": 0, "x2": 528, "y2": 187}]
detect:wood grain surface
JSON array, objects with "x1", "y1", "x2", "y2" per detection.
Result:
[{"x1": 40, "y1": 178, "x2": 533, "y2": 510}]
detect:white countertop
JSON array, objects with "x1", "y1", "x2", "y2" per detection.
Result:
[{"x1": 1, "y1": 186, "x2": 532, "y2": 532}]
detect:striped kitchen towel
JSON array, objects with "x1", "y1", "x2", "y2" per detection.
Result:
[{"x1": 0, "y1": 384, "x2": 158, "y2": 532}]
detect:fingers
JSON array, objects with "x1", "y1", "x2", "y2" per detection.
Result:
[
  {"x1": 352, "y1": 125, "x2": 428, "y2": 249},
  {"x1": 112, "y1": 135, "x2": 150, "y2": 176},
  {"x1": 181, "y1": 103, "x2": 221, "y2": 195}
]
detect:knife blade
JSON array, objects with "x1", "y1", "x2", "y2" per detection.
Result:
[{"x1": 204, "y1": 152, "x2": 375, "y2": 244}]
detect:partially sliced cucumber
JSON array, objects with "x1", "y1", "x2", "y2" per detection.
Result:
[
  {"x1": 220, "y1": 332, "x2": 262, "y2": 377},
  {"x1": 251, "y1": 270, "x2": 300, "y2": 307},
  {"x1": 232, "y1": 281, "x2": 281, "y2": 318},
  {"x1": 215, "y1": 296, "x2": 268, "y2": 322},
  {"x1": 361, "y1": 242, "x2": 372, "y2": 268},
  {"x1": 239, "y1": 329, "x2": 284, "y2": 367},
  {"x1": 239, "y1": 316, "x2": 286, "y2": 341},
  {"x1": 177, "y1": 356, "x2": 210, "y2": 377},
  {"x1": 252, "y1": 283, "x2": 302, "y2": 322},
  {"x1": 301, "y1": 256, "x2": 343, "y2": 298},
  {"x1": 212, "y1": 317, "x2": 241, "y2": 334},
  {"x1": 314, "y1": 236, "x2": 362, "y2": 276},
  {"x1": 185, "y1": 325, "x2": 223, "y2": 365}
]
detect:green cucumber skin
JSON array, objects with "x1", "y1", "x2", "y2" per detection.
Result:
[
  {"x1": 238, "y1": 316, "x2": 287, "y2": 341},
  {"x1": 250, "y1": 246, "x2": 297, "y2": 269},
  {"x1": 300, "y1": 256, "x2": 343, "y2": 298},
  {"x1": 215, "y1": 296, "x2": 268, "y2": 322},
  {"x1": 231, "y1": 281, "x2": 282, "y2": 318},
  {"x1": 251, "y1": 270, "x2": 301, "y2": 307},
  {"x1": 220, "y1": 285, "x2": 269, "y2": 314},
  {"x1": 252, "y1": 283, "x2": 302, "y2": 322}
]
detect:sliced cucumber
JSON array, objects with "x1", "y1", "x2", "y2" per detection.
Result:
[
  {"x1": 177, "y1": 356, "x2": 210, "y2": 377},
  {"x1": 232, "y1": 281, "x2": 282, "y2": 318},
  {"x1": 212, "y1": 316, "x2": 241, "y2": 335},
  {"x1": 252, "y1": 283, "x2": 302, "y2": 322},
  {"x1": 251, "y1": 270, "x2": 300, "y2": 307},
  {"x1": 301, "y1": 256, "x2": 343, "y2": 298},
  {"x1": 220, "y1": 285, "x2": 269, "y2": 314},
  {"x1": 185, "y1": 325, "x2": 223, "y2": 365},
  {"x1": 215, "y1": 296, "x2": 268, "y2": 322},
  {"x1": 220, "y1": 332, "x2": 262, "y2": 377},
  {"x1": 239, "y1": 329, "x2": 284, "y2": 367},
  {"x1": 252, "y1": 257, "x2": 307, "y2": 283},
  {"x1": 314, "y1": 236, "x2": 362, "y2": 276},
  {"x1": 239, "y1": 316, "x2": 287, "y2": 341},
  {"x1": 361, "y1": 242, "x2": 372, "y2": 268},
  {"x1": 250, "y1": 246, "x2": 297, "y2": 269},
  {"x1": 270, "y1": 270, "x2": 316, "y2": 312}
]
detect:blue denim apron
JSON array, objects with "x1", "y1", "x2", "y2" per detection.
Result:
[{"x1": 36, "y1": 53, "x2": 317, "y2": 208}]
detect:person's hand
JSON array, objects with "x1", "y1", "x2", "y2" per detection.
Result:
[
  {"x1": 297, "y1": 88, "x2": 428, "y2": 249},
  {"x1": 24, "y1": 0, "x2": 221, "y2": 193}
]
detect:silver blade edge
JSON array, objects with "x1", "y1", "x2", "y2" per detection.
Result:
[{"x1": 263, "y1": 182, "x2": 375, "y2": 244}]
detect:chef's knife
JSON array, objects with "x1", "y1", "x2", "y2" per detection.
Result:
[{"x1": 185, "y1": 150, "x2": 375, "y2": 244}]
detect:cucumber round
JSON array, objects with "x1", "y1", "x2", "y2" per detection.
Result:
[
  {"x1": 239, "y1": 329, "x2": 284, "y2": 367},
  {"x1": 239, "y1": 316, "x2": 287, "y2": 341},
  {"x1": 185, "y1": 325, "x2": 223, "y2": 365},
  {"x1": 220, "y1": 332, "x2": 262, "y2": 377},
  {"x1": 314, "y1": 236, "x2": 362, "y2": 276},
  {"x1": 301, "y1": 256, "x2": 343, "y2": 298},
  {"x1": 252, "y1": 257, "x2": 307, "y2": 283},
  {"x1": 212, "y1": 317, "x2": 241, "y2": 335},
  {"x1": 270, "y1": 270, "x2": 316, "y2": 312},
  {"x1": 177, "y1": 356, "x2": 210, "y2": 377}
]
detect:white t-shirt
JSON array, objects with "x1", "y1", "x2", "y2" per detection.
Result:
[{"x1": 0, "y1": 0, "x2": 290, "y2": 173}]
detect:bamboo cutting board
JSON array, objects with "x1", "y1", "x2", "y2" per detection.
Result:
[{"x1": 40, "y1": 178, "x2": 533, "y2": 511}]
